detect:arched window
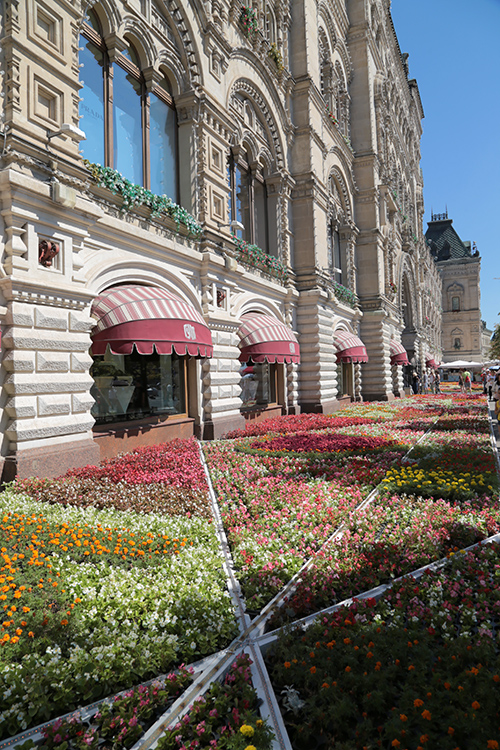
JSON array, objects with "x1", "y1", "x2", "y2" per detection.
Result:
[
  {"x1": 266, "y1": 4, "x2": 277, "y2": 44},
  {"x1": 79, "y1": 14, "x2": 178, "y2": 199},
  {"x1": 228, "y1": 149, "x2": 269, "y2": 252}
]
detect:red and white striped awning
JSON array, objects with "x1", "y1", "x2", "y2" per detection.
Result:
[
  {"x1": 335, "y1": 330, "x2": 369, "y2": 363},
  {"x1": 91, "y1": 285, "x2": 213, "y2": 357},
  {"x1": 390, "y1": 340, "x2": 409, "y2": 366},
  {"x1": 425, "y1": 353, "x2": 437, "y2": 368},
  {"x1": 237, "y1": 312, "x2": 300, "y2": 364}
]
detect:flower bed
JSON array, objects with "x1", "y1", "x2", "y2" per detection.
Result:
[
  {"x1": 266, "y1": 543, "x2": 500, "y2": 749},
  {"x1": 267, "y1": 491, "x2": 500, "y2": 628},
  {"x1": 15, "y1": 439, "x2": 212, "y2": 519},
  {"x1": 244, "y1": 432, "x2": 396, "y2": 456},
  {"x1": 158, "y1": 654, "x2": 273, "y2": 750},
  {"x1": 25, "y1": 667, "x2": 193, "y2": 750},
  {"x1": 0, "y1": 440, "x2": 236, "y2": 738},
  {"x1": 223, "y1": 414, "x2": 378, "y2": 440},
  {"x1": 204, "y1": 400, "x2": 435, "y2": 610}
]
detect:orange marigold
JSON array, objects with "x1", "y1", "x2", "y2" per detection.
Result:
[
  {"x1": 471, "y1": 701, "x2": 480, "y2": 710},
  {"x1": 414, "y1": 699, "x2": 424, "y2": 708},
  {"x1": 421, "y1": 710, "x2": 431, "y2": 721}
]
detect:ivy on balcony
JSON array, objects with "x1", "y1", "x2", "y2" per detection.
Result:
[
  {"x1": 83, "y1": 161, "x2": 202, "y2": 237},
  {"x1": 231, "y1": 235, "x2": 288, "y2": 282},
  {"x1": 332, "y1": 280, "x2": 357, "y2": 308}
]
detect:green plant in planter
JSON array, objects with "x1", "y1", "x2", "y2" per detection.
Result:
[
  {"x1": 333, "y1": 280, "x2": 357, "y2": 308},
  {"x1": 268, "y1": 43, "x2": 284, "y2": 71},
  {"x1": 231, "y1": 234, "x2": 288, "y2": 282},
  {"x1": 83, "y1": 161, "x2": 202, "y2": 237},
  {"x1": 239, "y1": 6, "x2": 258, "y2": 37},
  {"x1": 325, "y1": 105, "x2": 338, "y2": 126}
]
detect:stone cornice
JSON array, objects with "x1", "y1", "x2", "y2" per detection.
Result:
[{"x1": 0, "y1": 278, "x2": 95, "y2": 309}]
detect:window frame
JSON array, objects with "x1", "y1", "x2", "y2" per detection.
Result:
[
  {"x1": 80, "y1": 22, "x2": 179, "y2": 197},
  {"x1": 228, "y1": 148, "x2": 269, "y2": 251}
]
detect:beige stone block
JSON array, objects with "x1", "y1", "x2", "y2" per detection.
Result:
[
  {"x1": 71, "y1": 393, "x2": 95, "y2": 413},
  {"x1": 218, "y1": 385, "x2": 233, "y2": 399},
  {"x1": 38, "y1": 395, "x2": 71, "y2": 416},
  {"x1": 6, "y1": 414, "x2": 95, "y2": 442},
  {"x1": 216, "y1": 331, "x2": 233, "y2": 347},
  {"x1": 70, "y1": 352, "x2": 93, "y2": 372},
  {"x1": 69, "y1": 311, "x2": 95, "y2": 333},
  {"x1": 34, "y1": 308, "x2": 68, "y2": 330},
  {"x1": 3, "y1": 329, "x2": 92, "y2": 352},
  {"x1": 6, "y1": 304, "x2": 35, "y2": 327},
  {"x1": 4, "y1": 372, "x2": 94, "y2": 396},
  {"x1": 36, "y1": 351, "x2": 69, "y2": 372},
  {"x1": 2, "y1": 350, "x2": 35, "y2": 372},
  {"x1": 5, "y1": 397, "x2": 37, "y2": 419}
]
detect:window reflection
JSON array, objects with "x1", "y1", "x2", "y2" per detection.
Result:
[
  {"x1": 150, "y1": 93, "x2": 177, "y2": 197},
  {"x1": 113, "y1": 66, "x2": 143, "y2": 185},
  {"x1": 239, "y1": 361, "x2": 277, "y2": 409},
  {"x1": 91, "y1": 349, "x2": 186, "y2": 424},
  {"x1": 79, "y1": 37, "x2": 105, "y2": 165},
  {"x1": 228, "y1": 149, "x2": 270, "y2": 250}
]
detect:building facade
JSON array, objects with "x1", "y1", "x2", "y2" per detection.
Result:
[
  {"x1": 425, "y1": 213, "x2": 483, "y2": 364},
  {"x1": 0, "y1": 0, "x2": 442, "y2": 479}
]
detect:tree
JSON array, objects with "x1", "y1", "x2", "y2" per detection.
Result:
[{"x1": 488, "y1": 323, "x2": 500, "y2": 360}]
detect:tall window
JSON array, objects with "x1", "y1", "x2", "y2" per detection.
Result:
[
  {"x1": 329, "y1": 224, "x2": 344, "y2": 284},
  {"x1": 228, "y1": 150, "x2": 269, "y2": 251},
  {"x1": 79, "y1": 11, "x2": 178, "y2": 199},
  {"x1": 452, "y1": 296, "x2": 460, "y2": 311}
]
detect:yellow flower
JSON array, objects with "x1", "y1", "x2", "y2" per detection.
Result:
[{"x1": 240, "y1": 725, "x2": 255, "y2": 737}]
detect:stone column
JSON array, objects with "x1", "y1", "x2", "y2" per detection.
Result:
[
  {"x1": 0, "y1": 284, "x2": 100, "y2": 480},
  {"x1": 296, "y1": 289, "x2": 337, "y2": 412}
]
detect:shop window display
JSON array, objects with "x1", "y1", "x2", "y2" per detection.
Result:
[
  {"x1": 90, "y1": 349, "x2": 186, "y2": 424},
  {"x1": 239, "y1": 361, "x2": 277, "y2": 409}
]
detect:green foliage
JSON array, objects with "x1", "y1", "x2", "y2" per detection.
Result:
[
  {"x1": 231, "y1": 234, "x2": 288, "y2": 282},
  {"x1": 333, "y1": 280, "x2": 357, "y2": 308},
  {"x1": 268, "y1": 43, "x2": 284, "y2": 71},
  {"x1": 488, "y1": 323, "x2": 500, "y2": 360},
  {"x1": 83, "y1": 161, "x2": 202, "y2": 237},
  {"x1": 239, "y1": 6, "x2": 258, "y2": 37}
]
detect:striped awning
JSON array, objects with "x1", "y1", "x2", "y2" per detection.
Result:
[
  {"x1": 425, "y1": 353, "x2": 437, "y2": 368},
  {"x1": 390, "y1": 340, "x2": 409, "y2": 366},
  {"x1": 91, "y1": 285, "x2": 213, "y2": 357},
  {"x1": 237, "y1": 312, "x2": 300, "y2": 364},
  {"x1": 335, "y1": 330, "x2": 369, "y2": 363}
]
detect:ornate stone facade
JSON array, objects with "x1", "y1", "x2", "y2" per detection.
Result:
[
  {"x1": 426, "y1": 214, "x2": 483, "y2": 363},
  {"x1": 0, "y1": 0, "x2": 442, "y2": 478}
]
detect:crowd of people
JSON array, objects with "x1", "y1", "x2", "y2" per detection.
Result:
[{"x1": 411, "y1": 368, "x2": 441, "y2": 395}]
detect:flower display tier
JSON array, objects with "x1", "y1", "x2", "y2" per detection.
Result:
[{"x1": 3, "y1": 392, "x2": 500, "y2": 750}]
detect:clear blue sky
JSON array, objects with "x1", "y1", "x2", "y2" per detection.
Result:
[{"x1": 391, "y1": 0, "x2": 500, "y2": 332}]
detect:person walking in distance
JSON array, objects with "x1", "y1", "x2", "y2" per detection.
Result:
[
  {"x1": 434, "y1": 369, "x2": 441, "y2": 394},
  {"x1": 463, "y1": 369, "x2": 472, "y2": 394}
]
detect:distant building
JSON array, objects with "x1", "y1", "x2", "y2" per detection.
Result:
[{"x1": 425, "y1": 214, "x2": 483, "y2": 363}]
